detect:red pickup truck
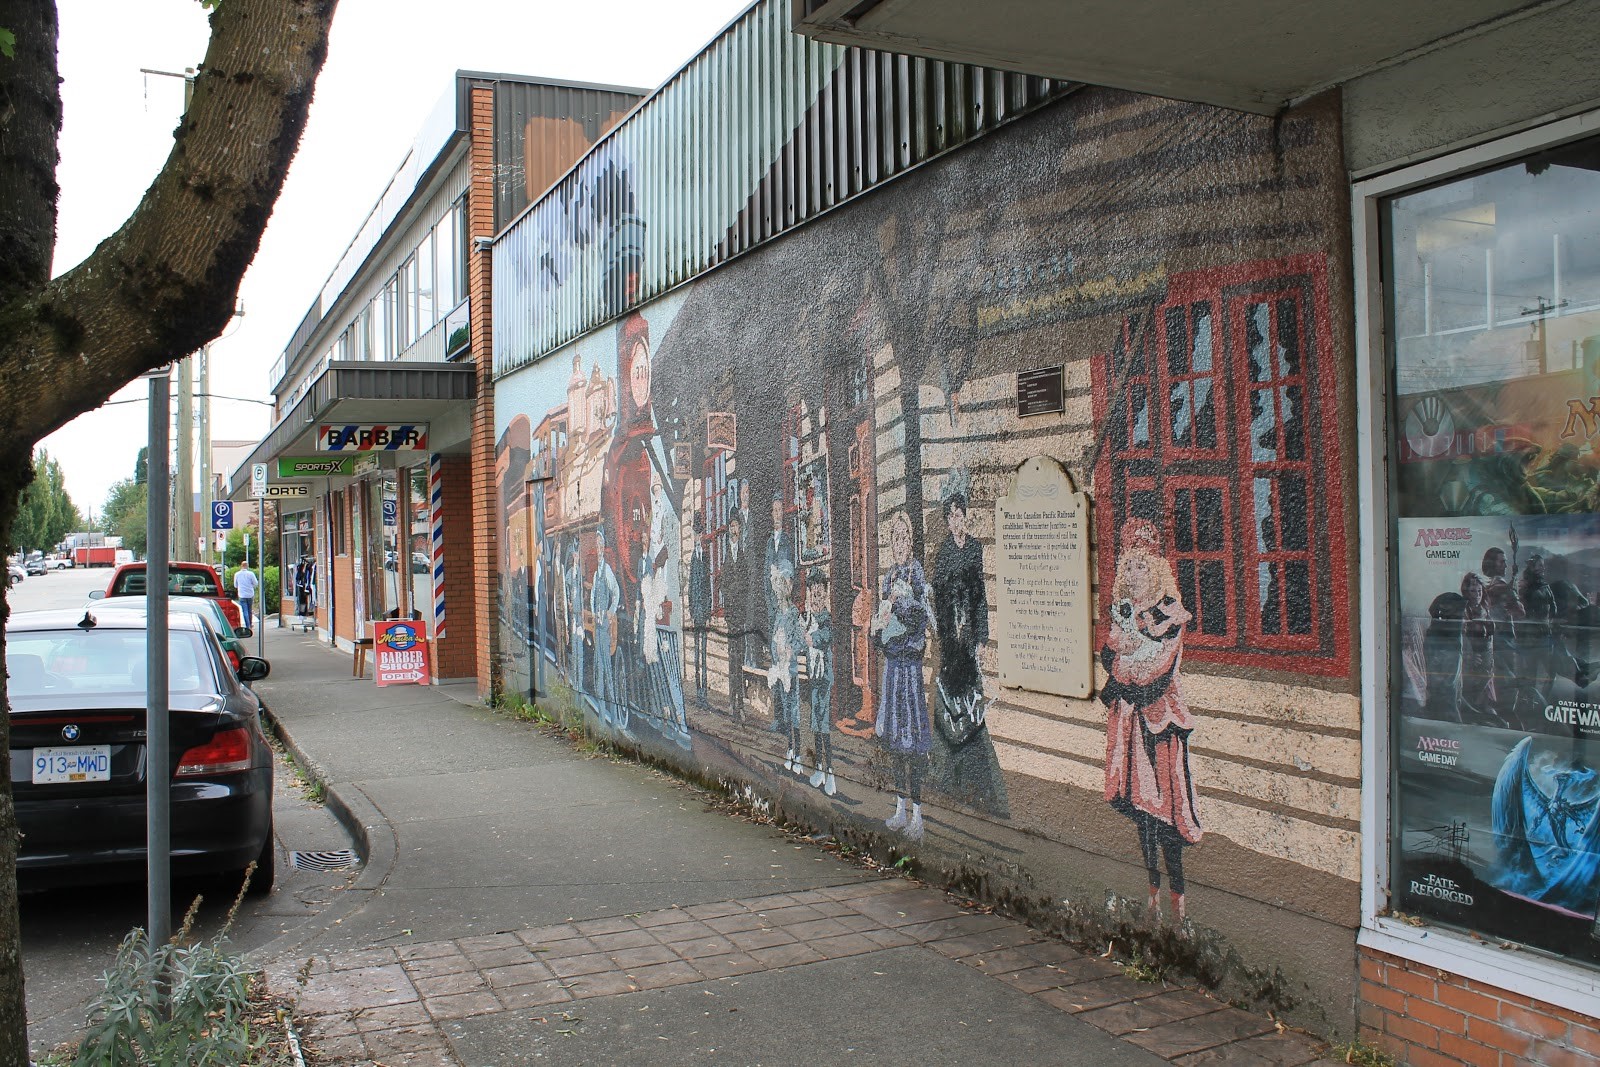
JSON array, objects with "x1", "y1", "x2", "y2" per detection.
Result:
[{"x1": 89, "y1": 562, "x2": 246, "y2": 631}]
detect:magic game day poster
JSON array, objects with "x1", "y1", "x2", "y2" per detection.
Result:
[{"x1": 1395, "y1": 515, "x2": 1600, "y2": 954}]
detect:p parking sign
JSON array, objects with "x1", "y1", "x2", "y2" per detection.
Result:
[{"x1": 211, "y1": 501, "x2": 234, "y2": 530}]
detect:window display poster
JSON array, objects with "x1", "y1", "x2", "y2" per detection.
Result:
[
  {"x1": 1396, "y1": 515, "x2": 1600, "y2": 739},
  {"x1": 1395, "y1": 715, "x2": 1600, "y2": 963}
]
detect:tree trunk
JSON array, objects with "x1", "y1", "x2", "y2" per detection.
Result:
[
  {"x1": 0, "y1": 1, "x2": 339, "y2": 1059},
  {"x1": 0, "y1": 468, "x2": 25, "y2": 1067}
]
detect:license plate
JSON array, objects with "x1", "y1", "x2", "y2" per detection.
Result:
[{"x1": 33, "y1": 745, "x2": 112, "y2": 784}]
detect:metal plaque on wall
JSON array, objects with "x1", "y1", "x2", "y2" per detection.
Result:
[{"x1": 1016, "y1": 366, "x2": 1065, "y2": 417}]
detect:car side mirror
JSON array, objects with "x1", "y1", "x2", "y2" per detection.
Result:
[
  {"x1": 237, "y1": 657, "x2": 270, "y2": 682},
  {"x1": 236, "y1": 627, "x2": 253, "y2": 639},
  {"x1": 87, "y1": 590, "x2": 105, "y2": 600}
]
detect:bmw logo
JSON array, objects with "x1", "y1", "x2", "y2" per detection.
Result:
[{"x1": 62, "y1": 725, "x2": 80, "y2": 742}]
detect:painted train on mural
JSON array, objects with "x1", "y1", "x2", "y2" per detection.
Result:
[{"x1": 494, "y1": 83, "x2": 1359, "y2": 1013}]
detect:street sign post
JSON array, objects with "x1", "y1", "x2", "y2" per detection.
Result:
[{"x1": 212, "y1": 500, "x2": 234, "y2": 530}]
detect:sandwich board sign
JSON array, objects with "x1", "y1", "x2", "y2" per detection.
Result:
[{"x1": 373, "y1": 619, "x2": 431, "y2": 687}]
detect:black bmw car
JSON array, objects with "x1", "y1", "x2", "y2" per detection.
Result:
[{"x1": 5, "y1": 608, "x2": 275, "y2": 894}]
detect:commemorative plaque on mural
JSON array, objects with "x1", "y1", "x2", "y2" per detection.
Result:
[
  {"x1": 996, "y1": 456, "x2": 1093, "y2": 698},
  {"x1": 1015, "y1": 365, "x2": 1065, "y2": 417}
]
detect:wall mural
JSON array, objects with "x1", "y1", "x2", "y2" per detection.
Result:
[{"x1": 495, "y1": 87, "x2": 1357, "y2": 945}]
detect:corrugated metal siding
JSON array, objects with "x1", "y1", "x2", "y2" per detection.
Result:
[
  {"x1": 493, "y1": 82, "x2": 643, "y2": 228},
  {"x1": 492, "y1": 0, "x2": 1069, "y2": 378}
]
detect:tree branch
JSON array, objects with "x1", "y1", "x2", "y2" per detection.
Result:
[{"x1": 0, "y1": 0, "x2": 339, "y2": 459}]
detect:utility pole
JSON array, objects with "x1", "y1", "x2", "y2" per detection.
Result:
[
  {"x1": 144, "y1": 67, "x2": 198, "y2": 562},
  {"x1": 198, "y1": 344, "x2": 211, "y2": 565}
]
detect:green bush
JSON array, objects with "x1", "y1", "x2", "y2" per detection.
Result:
[{"x1": 74, "y1": 888, "x2": 275, "y2": 1065}]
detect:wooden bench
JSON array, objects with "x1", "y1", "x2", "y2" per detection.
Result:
[{"x1": 352, "y1": 637, "x2": 374, "y2": 678}]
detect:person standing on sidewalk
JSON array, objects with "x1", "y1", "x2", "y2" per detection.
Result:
[{"x1": 234, "y1": 563, "x2": 259, "y2": 631}]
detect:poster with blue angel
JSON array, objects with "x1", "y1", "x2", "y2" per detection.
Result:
[{"x1": 1394, "y1": 714, "x2": 1600, "y2": 964}]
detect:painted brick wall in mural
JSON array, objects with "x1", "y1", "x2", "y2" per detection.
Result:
[{"x1": 495, "y1": 88, "x2": 1358, "y2": 940}]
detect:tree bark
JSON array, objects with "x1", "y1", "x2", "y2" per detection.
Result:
[{"x1": 0, "y1": 1, "x2": 338, "y2": 1060}]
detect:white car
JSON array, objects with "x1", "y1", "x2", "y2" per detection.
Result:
[
  {"x1": 7, "y1": 563, "x2": 24, "y2": 587},
  {"x1": 47, "y1": 556, "x2": 71, "y2": 570}
]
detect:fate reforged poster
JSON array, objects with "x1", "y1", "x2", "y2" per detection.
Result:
[{"x1": 1396, "y1": 715, "x2": 1600, "y2": 961}]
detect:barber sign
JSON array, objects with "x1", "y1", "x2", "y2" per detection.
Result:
[
  {"x1": 318, "y1": 424, "x2": 429, "y2": 452},
  {"x1": 373, "y1": 619, "x2": 432, "y2": 687}
]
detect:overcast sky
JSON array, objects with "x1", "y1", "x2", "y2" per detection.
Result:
[{"x1": 42, "y1": 0, "x2": 751, "y2": 521}]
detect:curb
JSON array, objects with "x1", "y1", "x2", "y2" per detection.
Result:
[{"x1": 260, "y1": 704, "x2": 394, "y2": 893}]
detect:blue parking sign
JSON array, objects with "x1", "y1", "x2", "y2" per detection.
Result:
[
  {"x1": 212, "y1": 501, "x2": 234, "y2": 530},
  {"x1": 382, "y1": 499, "x2": 398, "y2": 527}
]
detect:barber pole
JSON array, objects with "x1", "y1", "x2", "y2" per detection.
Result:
[{"x1": 430, "y1": 453, "x2": 446, "y2": 640}]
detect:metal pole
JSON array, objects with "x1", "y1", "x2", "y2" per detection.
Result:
[
  {"x1": 173, "y1": 356, "x2": 194, "y2": 560},
  {"x1": 198, "y1": 344, "x2": 211, "y2": 565},
  {"x1": 146, "y1": 367, "x2": 172, "y2": 948},
  {"x1": 258, "y1": 501, "x2": 265, "y2": 660}
]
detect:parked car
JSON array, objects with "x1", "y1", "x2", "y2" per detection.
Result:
[
  {"x1": 101, "y1": 594, "x2": 266, "y2": 681},
  {"x1": 7, "y1": 562, "x2": 24, "y2": 587},
  {"x1": 25, "y1": 557, "x2": 48, "y2": 576},
  {"x1": 89, "y1": 561, "x2": 243, "y2": 630},
  {"x1": 48, "y1": 555, "x2": 72, "y2": 570},
  {"x1": 5, "y1": 608, "x2": 274, "y2": 893}
]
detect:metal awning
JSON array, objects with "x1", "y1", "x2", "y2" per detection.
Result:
[
  {"x1": 793, "y1": 0, "x2": 1531, "y2": 114},
  {"x1": 225, "y1": 360, "x2": 477, "y2": 499}
]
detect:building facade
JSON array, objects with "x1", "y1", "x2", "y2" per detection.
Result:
[
  {"x1": 230, "y1": 72, "x2": 640, "y2": 682},
  {"x1": 480, "y1": 1, "x2": 1600, "y2": 1060}
]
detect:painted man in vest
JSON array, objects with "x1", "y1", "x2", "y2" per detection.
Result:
[
  {"x1": 688, "y1": 511, "x2": 713, "y2": 707},
  {"x1": 564, "y1": 537, "x2": 586, "y2": 698},
  {"x1": 590, "y1": 523, "x2": 623, "y2": 729},
  {"x1": 803, "y1": 567, "x2": 836, "y2": 796},
  {"x1": 721, "y1": 511, "x2": 750, "y2": 719},
  {"x1": 765, "y1": 490, "x2": 795, "y2": 652}
]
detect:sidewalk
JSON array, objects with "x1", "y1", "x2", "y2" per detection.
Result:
[{"x1": 250, "y1": 628, "x2": 1338, "y2": 1066}]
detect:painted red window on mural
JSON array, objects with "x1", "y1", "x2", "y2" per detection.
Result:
[
  {"x1": 1090, "y1": 254, "x2": 1348, "y2": 676},
  {"x1": 1161, "y1": 301, "x2": 1226, "y2": 460},
  {"x1": 1166, "y1": 477, "x2": 1234, "y2": 646},
  {"x1": 701, "y1": 449, "x2": 733, "y2": 616},
  {"x1": 1232, "y1": 290, "x2": 1318, "y2": 650},
  {"x1": 1109, "y1": 313, "x2": 1154, "y2": 459}
]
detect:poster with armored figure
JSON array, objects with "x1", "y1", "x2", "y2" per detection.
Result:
[{"x1": 1397, "y1": 515, "x2": 1600, "y2": 737}]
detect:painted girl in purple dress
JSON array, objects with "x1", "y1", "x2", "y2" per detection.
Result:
[{"x1": 873, "y1": 510, "x2": 933, "y2": 841}]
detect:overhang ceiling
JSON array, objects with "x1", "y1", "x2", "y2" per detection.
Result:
[{"x1": 794, "y1": 0, "x2": 1533, "y2": 114}]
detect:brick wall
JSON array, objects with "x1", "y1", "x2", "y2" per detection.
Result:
[
  {"x1": 434, "y1": 454, "x2": 477, "y2": 679},
  {"x1": 332, "y1": 553, "x2": 353, "y2": 646},
  {"x1": 468, "y1": 82, "x2": 499, "y2": 701},
  {"x1": 1359, "y1": 947, "x2": 1600, "y2": 1066}
]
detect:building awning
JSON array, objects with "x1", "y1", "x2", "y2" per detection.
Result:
[
  {"x1": 794, "y1": 1, "x2": 1530, "y2": 114},
  {"x1": 225, "y1": 360, "x2": 477, "y2": 499}
]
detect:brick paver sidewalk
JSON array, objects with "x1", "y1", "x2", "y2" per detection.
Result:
[{"x1": 279, "y1": 880, "x2": 1333, "y2": 1066}]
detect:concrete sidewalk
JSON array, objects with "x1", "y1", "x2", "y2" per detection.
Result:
[{"x1": 250, "y1": 627, "x2": 1335, "y2": 1066}]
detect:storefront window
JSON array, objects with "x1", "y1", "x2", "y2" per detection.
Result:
[{"x1": 1385, "y1": 133, "x2": 1600, "y2": 969}]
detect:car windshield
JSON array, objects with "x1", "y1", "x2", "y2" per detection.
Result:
[
  {"x1": 5, "y1": 629, "x2": 214, "y2": 698},
  {"x1": 109, "y1": 568, "x2": 220, "y2": 597},
  {"x1": 100, "y1": 597, "x2": 238, "y2": 639}
]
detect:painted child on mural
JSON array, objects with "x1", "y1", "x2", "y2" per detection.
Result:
[
  {"x1": 602, "y1": 311, "x2": 690, "y2": 749},
  {"x1": 929, "y1": 470, "x2": 1009, "y2": 818},
  {"x1": 873, "y1": 510, "x2": 934, "y2": 842},
  {"x1": 802, "y1": 568, "x2": 836, "y2": 796},
  {"x1": 1100, "y1": 518, "x2": 1202, "y2": 924},
  {"x1": 767, "y1": 558, "x2": 806, "y2": 775}
]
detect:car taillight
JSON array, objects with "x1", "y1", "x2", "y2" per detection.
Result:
[
  {"x1": 175, "y1": 727, "x2": 252, "y2": 776},
  {"x1": 227, "y1": 649, "x2": 241, "y2": 672}
]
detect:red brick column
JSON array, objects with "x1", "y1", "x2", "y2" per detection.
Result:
[
  {"x1": 468, "y1": 82, "x2": 499, "y2": 701},
  {"x1": 433, "y1": 455, "x2": 478, "y2": 679},
  {"x1": 1359, "y1": 947, "x2": 1600, "y2": 1066}
]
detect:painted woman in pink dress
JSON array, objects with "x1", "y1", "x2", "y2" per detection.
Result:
[{"x1": 1100, "y1": 518, "x2": 1202, "y2": 924}]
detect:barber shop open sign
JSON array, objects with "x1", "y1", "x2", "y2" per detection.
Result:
[{"x1": 374, "y1": 620, "x2": 432, "y2": 687}]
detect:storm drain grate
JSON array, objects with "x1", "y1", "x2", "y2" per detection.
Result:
[{"x1": 289, "y1": 849, "x2": 361, "y2": 872}]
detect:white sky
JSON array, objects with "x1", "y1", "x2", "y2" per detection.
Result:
[{"x1": 42, "y1": 0, "x2": 751, "y2": 520}]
